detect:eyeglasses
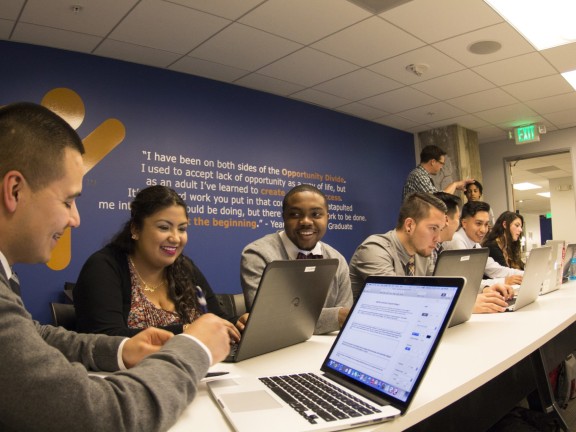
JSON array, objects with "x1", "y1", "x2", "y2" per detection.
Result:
[{"x1": 435, "y1": 159, "x2": 445, "y2": 166}]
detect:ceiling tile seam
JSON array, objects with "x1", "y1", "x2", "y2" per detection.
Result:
[
  {"x1": 293, "y1": 14, "x2": 377, "y2": 47},
  {"x1": 291, "y1": 67, "x2": 407, "y2": 99},
  {"x1": 11, "y1": 21, "x2": 106, "y2": 45},
  {"x1": 537, "y1": 49, "x2": 573, "y2": 76},
  {"x1": 379, "y1": 16, "x2": 507, "y2": 46},
  {"x1": 88, "y1": 0, "x2": 142, "y2": 54},
  {"x1": 163, "y1": 19, "x2": 238, "y2": 69},
  {"x1": 229, "y1": 46, "x2": 365, "y2": 88},
  {"x1": 7, "y1": 1, "x2": 25, "y2": 40},
  {"x1": 163, "y1": 0, "x2": 268, "y2": 21}
]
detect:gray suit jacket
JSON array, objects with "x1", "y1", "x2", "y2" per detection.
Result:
[
  {"x1": 0, "y1": 270, "x2": 210, "y2": 432},
  {"x1": 349, "y1": 230, "x2": 429, "y2": 301},
  {"x1": 240, "y1": 232, "x2": 352, "y2": 335}
]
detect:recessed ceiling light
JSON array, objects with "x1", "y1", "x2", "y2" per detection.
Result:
[
  {"x1": 468, "y1": 41, "x2": 502, "y2": 55},
  {"x1": 513, "y1": 182, "x2": 542, "y2": 191},
  {"x1": 537, "y1": 192, "x2": 551, "y2": 198},
  {"x1": 484, "y1": 0, "x2": 576, "y2": 50},
  {"x1": 562, "y1": 70, "x2": 576, "y2": 91}
]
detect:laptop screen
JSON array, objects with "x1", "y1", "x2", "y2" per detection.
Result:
[
  {"x1": 563, "y1": 243, "x2": 576, "y2": 280},
  {"x1": 321, "y1": 276, "x2": 462, "y2": 412}
]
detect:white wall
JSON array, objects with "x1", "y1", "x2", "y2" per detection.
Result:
[
  {"x1": 522, "y1": 213, "x2": 542, "y2": 252},
  {"x1": 550, "y1": 176, "x2": 576, "y2": 243},
  {"x1": 479, "y1": 127, "x2": 576, "y2": 242}
]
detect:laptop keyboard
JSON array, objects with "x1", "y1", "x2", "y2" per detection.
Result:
[
  {"x1": 224, "y1": 342, "x2": 239, "y2": 361},
  {"x1": 259, "y1": 373, "x2": 381, "y2": 424}
]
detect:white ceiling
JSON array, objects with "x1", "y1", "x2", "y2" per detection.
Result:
[{"x1": 2, "y1": 0, "x2": 576, "y2": 146}]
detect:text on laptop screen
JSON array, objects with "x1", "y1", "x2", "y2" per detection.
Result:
[{"x1": 325, "y1": 281, "x2": 458, "y2": 403}]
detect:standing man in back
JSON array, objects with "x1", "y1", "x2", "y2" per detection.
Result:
[{"x1": 402, "y1": 144, "x2": 473, "y2": 201}]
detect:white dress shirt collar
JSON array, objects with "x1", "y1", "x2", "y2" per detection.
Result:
[
  {"x1": 454, "y1": 228, "x2": 480, "y2": 249},
  {"x1": 0, "y1": 250, "x2": 13, "y2": 280},
  {"x1": 279, "y1": 230, "x2": 323, "y2": 259}
]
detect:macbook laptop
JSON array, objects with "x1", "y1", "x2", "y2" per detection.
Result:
[
  {"x1": 506, "y1": 246, "x2": 551, "y2": 311},
  {"x1": 541, "y1": 240, "x2": 565, "y2": 294},
  {"x1": 226, "y1": 259, "x2": 338, "y2": 362},
  {"x1": 562, "y1": 243, "x2": 576, "y2": 283},
  {"x1": 433, "y1": 248, "x2": 489, "y2": 327},
  {"x1": 209, "y1": 275, "x2": 464, "y2": 432}
]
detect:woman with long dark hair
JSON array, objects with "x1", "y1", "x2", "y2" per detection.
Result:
[
  {"x1": 482, "y1": 211, "x2": 525, "y2": 270},
  {"x1": 74, "y1": 185, "x2": 240, "y2": 336}
]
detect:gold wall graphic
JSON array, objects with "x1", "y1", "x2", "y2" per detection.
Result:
[{"x1": 41, "y1": 88, "x2": 126, "y2": 270}]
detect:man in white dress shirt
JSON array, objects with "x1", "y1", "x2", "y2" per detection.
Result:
[
  {"x1": 433, "y1": 193, "x2": 515, "y2": 313},
  {"x1": 444, "y1": 201, "x2": 523, "y2": 285}
]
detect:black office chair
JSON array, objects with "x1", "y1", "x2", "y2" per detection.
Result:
[
  {"x1": 50, "y1": 302, "x2": 77, "y2": 331},
  {"x1": 215, "y1": 293, "x2": 246, "y2": 318},
  {"x1": 63, "y1": 281, "x2": 75, "y2": 303}
]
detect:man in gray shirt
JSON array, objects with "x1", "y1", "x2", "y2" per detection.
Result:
[{"x1": 349, "y1": 192, "x2": 447, "y2": 300}]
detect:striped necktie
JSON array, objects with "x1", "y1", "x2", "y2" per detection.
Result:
[
  {"x1": 407, "y1": 256, "x2": 415, "y2": 276},
  {"x1": 9, "y1": 272, "x2": 21, "y2": 296},
  {"x1": 433, "y1": 243, "x2": 444, "y2": 266}
]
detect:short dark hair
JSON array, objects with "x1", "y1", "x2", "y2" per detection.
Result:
[
  {"x1": 396, "y1": 192, "x2": 447, "y2": 229},
  {"x1": 282, "y1": 184, "x2": 327, "y2": 213},
  {"x1": 0, "y1": 102, "x2": 85, "y2": 191},
  {"x1": 420, "y1": 145, "x2": 446, "y2": 164},
  {"x1": 460, "y1": 201, "x2": 491, "y2": 220},
  {"x1": 433, "y1": 192, "x2": 461, "y2": 218},
  {"x1": 465, "y1": 180, "x2": 483, "y2": 195}
]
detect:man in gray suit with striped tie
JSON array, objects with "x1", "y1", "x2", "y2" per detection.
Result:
[{"x1": 0, "y1": 102, "x2": 239, "y2": 431}]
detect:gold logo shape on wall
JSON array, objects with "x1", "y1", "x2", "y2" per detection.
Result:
[{"x1": 42, "y1": 88, "x2": 126, "y2": 270}]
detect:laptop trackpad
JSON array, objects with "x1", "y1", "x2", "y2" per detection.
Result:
[{"x1": 221, "y1": 391, "x2": 282, "y2": 412}]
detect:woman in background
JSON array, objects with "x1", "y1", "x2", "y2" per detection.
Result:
[
  {"x1": 74, "y1": 185, "x2": 242, "y2": 336},
  {"x1": 482, "y1": 211, "x2": 525, "y2": 270},
  {"x1": 464, "y1": 180, "x2": 495, "y2": 227}
]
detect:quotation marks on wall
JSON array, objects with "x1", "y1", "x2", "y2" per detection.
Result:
[{"x1": 97, "y1": 150, "x2": 368, "y2": 231}]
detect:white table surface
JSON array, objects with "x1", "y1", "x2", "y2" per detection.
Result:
[{"x1": 168, "y1": 281, "x2": 576, "y2": 432}]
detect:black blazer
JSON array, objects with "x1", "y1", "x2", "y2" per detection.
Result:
[{"x1": 73, "y1": 245, "x2": 232, "y2": 336}]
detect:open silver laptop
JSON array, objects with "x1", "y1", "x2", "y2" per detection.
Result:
[
  {"x1": 541, "y1": 240, "x2": 565, "y2": 294},
  {"x1": 209, "y1": 275, "x2": 464, "y2": 432},
  {"x1": 226, "y1": 259, "x2": 338, "y2": 362},
  {"x1": 433, "y1": 248, "x2": 488, "y2": 326},
  {"x1": 562, "y1": 243, "x2": 576, "y2": 283},
  {"x1": 506, "y1": 246, "x2": 551, "y2": 311}
]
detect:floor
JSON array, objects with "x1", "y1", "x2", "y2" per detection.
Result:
[
  {"x1": 564, "y1": 400, "x2": 576, "y2": 430},
  {"x1": 488, "y1": 395, "x2": 576, "y2": 431}
]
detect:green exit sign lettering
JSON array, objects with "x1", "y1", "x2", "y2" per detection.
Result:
[{"x1": 514, "y1": 124, "x2": 540, "y2": 145}]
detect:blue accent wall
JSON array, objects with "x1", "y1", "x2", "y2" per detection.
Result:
[{"x1": 1, "y1": 41, "x2": 414, "y2": 324}]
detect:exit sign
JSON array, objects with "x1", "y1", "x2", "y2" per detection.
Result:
[{"x1": 514, "y1": 124, "x2": 540, "y2": 144}]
